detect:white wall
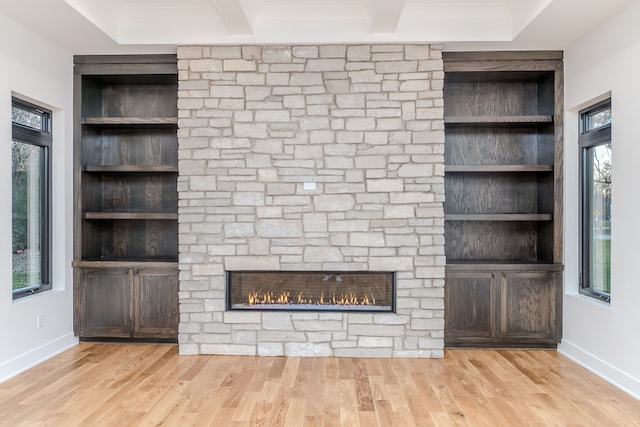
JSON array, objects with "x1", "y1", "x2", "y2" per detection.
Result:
[
  {"x1": 0, "y1": 11, "x2": 77, "y2": 382},
  {"x1": 561, "y1": 0, "x2": 640, "y2": 399}
]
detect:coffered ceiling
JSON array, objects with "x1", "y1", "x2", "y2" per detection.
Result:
[
  {"x1": 0, "y1": 0, "x2": 633, "y2": 53},
  {"x1": 61, "y1": 0, "x2": 552, "y2": 44}
]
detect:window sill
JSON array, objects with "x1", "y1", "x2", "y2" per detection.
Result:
[
  {"x1": 12, "y1": 288, "x2": 60, "y2": 304},
  {"x1": 565, "y1": 292, "x2": 612, "y2": 310}
]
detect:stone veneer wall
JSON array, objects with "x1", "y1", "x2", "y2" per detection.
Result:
[{"x1": 177, "y1": 44, "x2": 445, "y2": 357}]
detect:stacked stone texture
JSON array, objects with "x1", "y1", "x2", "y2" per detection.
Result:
[{"x1": 177, "y1": 44, "x2": 445, "y2": 358}]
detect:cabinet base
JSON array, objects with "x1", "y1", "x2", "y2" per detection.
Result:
[
  {"x1": 445, "y1": 340, "x2": 557, "y2": 349},
  {"x1": 79, "y1": 336, "x2": 177, "y2": 344}
]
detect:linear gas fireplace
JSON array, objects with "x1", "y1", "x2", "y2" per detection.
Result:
[{"x1": 227, "y1": 271, "x2": 395, "y2": 312}]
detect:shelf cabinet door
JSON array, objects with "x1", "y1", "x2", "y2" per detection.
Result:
[
  {"x1": 133, "y1": 269, "x2": 179, "y2": 339},
  {"x1": 499, "y1": 271, "x2": 561, "y2": 342},
  {"x1": 75, "y1": 268, "x2": 132, "y2": 338},
  {"x1": 445, "y1": 271, "x2": 498, "y2": 343}
]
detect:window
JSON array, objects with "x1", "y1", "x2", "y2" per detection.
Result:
[
  {"x1": 579, "y1": 99, "x2": 611, "y2": 302},
  {"x1": 11, "y1": 98, "x2": 52, "y2": 299}
]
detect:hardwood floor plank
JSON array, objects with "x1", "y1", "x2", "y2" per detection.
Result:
[
  {"x1": 187, "y1": 376, "x2": 234, "y2": 426},
  {"x1": 1, "y1": 344, "x2": 640, "y2": 426},
  {"x1": 291, "y1": 358, "x2": 312, "y2": 400},
  {"x1": 267, "y1": 356, "x2": 287, "y2": 379},
  {"x1": 324, "y1": 357, "x2": 340, "y2": 381},
  {"x1": 357, "y1": 410, "x2": 377, "y2": 427},
  {"x1": 410, "y1": 373, "x2": 447, "y2": 414},
  {"x1": 210, "y1": 407, "x2": 237, "y2": 427},
  {"x1": 303, "y1": 359, "x2": 326, "y2": 419},
  {"x1": 303, "y1": 415, "x2": 323, "y2": 427},
  {"x1": 245, "y1": 357, "x2": 273, "y2": 393},
  {"x1": 384, "y1": 383, "x2": 411, "y2": 416},
  {"x1": 373, "y1": 399, "x2": 397, "y2": 426},
  {"x1": 406, "y1": 393, "x2": 437, "y2": 426},
  {"x1": 222, "y1": 363, "x2": 256, "y2": 409},
  {"x1": 322, "y1": 364, "x2": 342, "y2": 426},
  {"x1": 380, "y1": 359, "x2": 400, "y2": 385},
  {"x1": 352, "y1": 358, "x2": 375, "y2": 412},
  {"x1": 338, "y1": 357, "x2": 354, "y2": 380},
  {"x1": 279, "y1": 357, "x2": 301, "y2": 392},
  {"x1": 256, "y1": 378, "x2": 282, "y2": 404},
  {"x1": 267, "y1": 389, "x2": 289, "y2": 427},
  {"x1": 337, "y1": 378, "x2": 359, "y2": 422},
  {"x1": 284, "y1": 398, "x2": 307, "y2": 427},
  {"x1": 134, "y1": 381, "x2": 190, "y2": 426},
  {"x1": 367, "y1": 370, "x2": 386, "y2": 402},
  {"x1": 249, "y1": 401, "x2": 273, "y2": 427},
  {"x1": 179, "y1": 356, "x2": 232, "y2": 416},
  {"x1": 363, "y1": 358, "x2": 382, "y2": 377},
  {"x1": 232, "y1": 391, "x2": 262, "y2": 423}
]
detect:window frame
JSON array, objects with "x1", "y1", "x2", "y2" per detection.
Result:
[
  {"x1": 11, "y1": 97, "x2": 52, "y2": 300},
  {"x1": 579, "y1": 98, "x2": 611, "y2": 303}
]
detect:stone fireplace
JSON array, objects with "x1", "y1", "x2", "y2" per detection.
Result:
[{"x1": 177, "y1": 44, "x2": 445, "y2": 358}]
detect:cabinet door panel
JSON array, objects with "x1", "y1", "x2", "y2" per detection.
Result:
[
  {"x1": 500, "y1": 271, "x2": 558, "y2": 341},
  {"x1": 445, "y1": 271, "x2": 497, "y2": 342},
  {"x1": 78, "y1": 268, "x2": 132, "y2": 337},
  {"x1": 133, "y1": 269, "x2": 179, "y2": 339}
]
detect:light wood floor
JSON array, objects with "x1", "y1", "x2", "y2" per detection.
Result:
[{"x1": 1, "y1": 344, "x2": 639, "y2": 426}]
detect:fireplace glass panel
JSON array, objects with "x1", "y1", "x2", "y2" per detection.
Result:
[{"x1": 227, "y1": 271, "x2": 395, "y2": 312}]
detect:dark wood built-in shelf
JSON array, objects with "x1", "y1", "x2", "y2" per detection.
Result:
[
  {"x1": 445, "y1": 214, "x2": 552, "y2": 221},
  {"x1": 82, "y1": 212, "x2": 178, "y2": 220},
  {"x1": 445, "y1": 165, "x2": 553, "y2": 173},
  {"x1": 82, "y1": 117, "x2": 178, "y2": 126},
  {"x1": 84, "y1": 165, "x2": 178, "y2": 173},
  {"x1": 73, "y1": 54, "x2": 179, "y2": 342},
  {"x1": 444, "y1": 115, "x2": 553, "y2": 127},
  {"x1": 443, "y1": 51, "x2": 564, "y2": 349}
]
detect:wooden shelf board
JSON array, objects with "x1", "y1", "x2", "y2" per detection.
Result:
[
  {"x1": 83, "y1": 212, "x2": 178, "y2": 220},
  {"x1": 445, "y1": 214, "x2": 553, "y2": 221},
  {"x1": 446, "y1": 261, "x2": 564, "y2": 272},
  {"x1": 82, "y1": 117, "x2": 178, "y2": 125},
  {"x1": 445, "y1": 165, "x2": 553, "y2": 173},
  {"x1": 443, "y1": 68, "x2": 558, "y2": 82},
  {"x1": 444, "y1": 115, "x2": 553, "y2": 127},
  {"x1": 83, "y1": 165, "x2": 178, "y2": 173},
  {"x1": 73, "y1": 259, "x2": 178, "y2": 269}
]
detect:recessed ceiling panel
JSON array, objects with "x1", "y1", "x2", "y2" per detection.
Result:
[
  {"x1": 59, "y1": 0, "x2": 556, "y2": 45},
  {"x1": 400, "y1": 1, "x2": 512, "y2": 41},
  {"x1": 120, "y1": 9, "x2": 231, "y2": 44}
]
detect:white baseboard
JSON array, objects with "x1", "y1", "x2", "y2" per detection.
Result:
[
  {"x1": 558, "y1": 340, "x2": 640, "y2": 400},
  {"x1": 0, "y1": 333, "x2": 78, "y2": 383}
]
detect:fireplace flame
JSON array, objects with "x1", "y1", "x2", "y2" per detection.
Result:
[{"x1": 246, "y1": 290, "x2": 377, "y2": 306}]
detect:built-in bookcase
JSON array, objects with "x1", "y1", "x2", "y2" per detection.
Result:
[
  {"x1": 443, "y1": 52, "x2": 564, "y2": 348},
  {"x1": 73, "y1": 56, "x2": 179, "y2": 341}
]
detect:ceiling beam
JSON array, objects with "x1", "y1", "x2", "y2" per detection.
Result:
[
  {"x1": 368, "y1": 0, "x2": 405, "y2": 34},
  {"x1": 210, "y1": 0, "x2": 254, "y2": 35}
]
